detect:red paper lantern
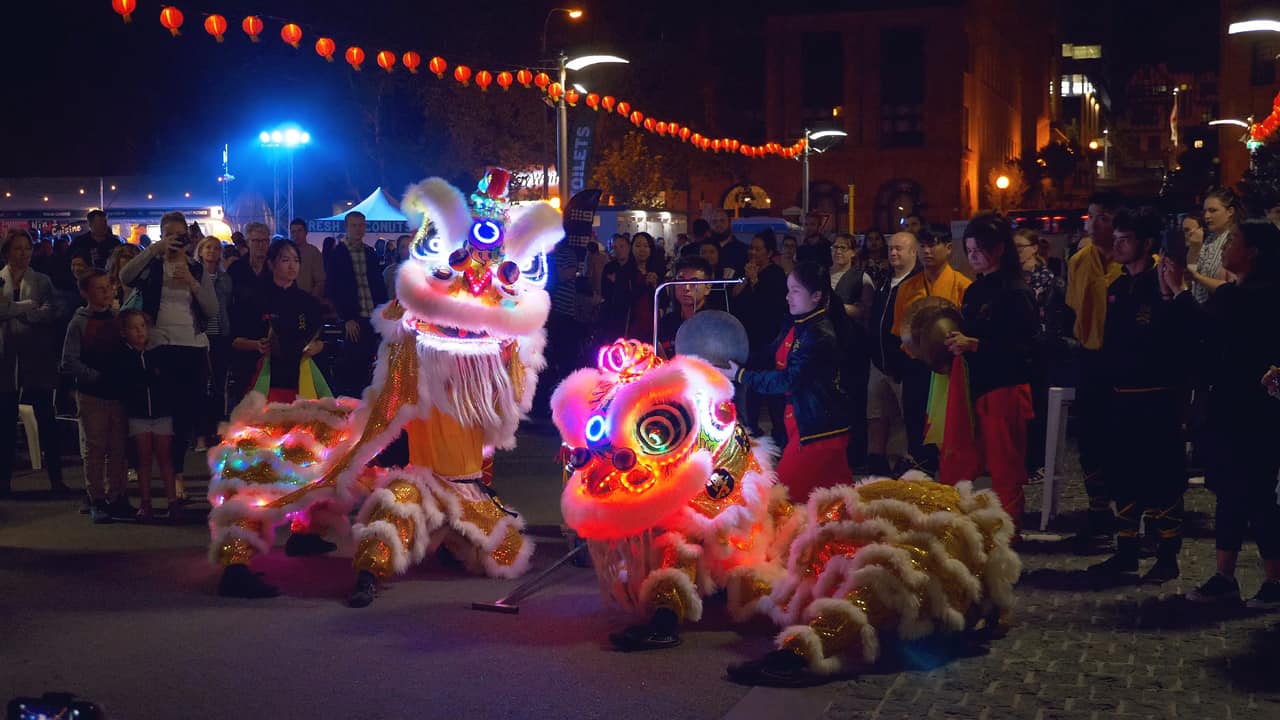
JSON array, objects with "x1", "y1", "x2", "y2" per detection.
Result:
[
  {"x1": 601, "y1": 96, "x2": 616, "y2": 112},
  {"x1": 113, "y1": 0, "x2": 136, "y2": 24},
  {"x1": 700, "y1": 138, "x2": 712, "y2": 151},
  {"x1": 548, "y1": 83, "x2": 564, "y2": 101},
  {"x1": 159, "y1": 6, "x2": 183, "y2": 36},
  {"x1": 655, "y1": 121, "x2": 668, "y2": 136},
  {"x1": 454, "y1": 65, "x2": 472, "y2": 86},
  {"x1": 585, "y1": 93, "x2": 600, "y2": 110},
  {"x1": 516, "y1": 69, "x2": 533, "y2": 88},
  {"x1": 679, "y1": 127, "x2": 691, "y2": 142},
  {"x1": 630, "y1": 110, "x2": 643, "y2": 126},
  {"x1": 242, "y1": 15, "x2": 263, "y2": 42},
  {"x1": 315, "y1": 37, "x2": 336, "y2": 62},
  {"x1": 642, "y1": 117, "x2": 655, "y2": 132},
  {"x1": 496, "y1": 71, "x2": 513, "y2": 91},
  {"x1": 476, "y1": 70, "x2": 493, "y2": 91},
  {"x1": 203, "y1": 14, "x2": 227, "y2": 42},
  {"x1": 691, "y1": 133, "x2": 703, "y2": 145},
  {"x1": 428, "y1": 56, "x2": 447, "y2": 78},
  {"x1": 402, "y1": 51, "x2": 421, "y2": 74},
  {"x1": 565, "y1": 89, "x2": 580, "y2": 106},
  {"x1": 377, "y1": 50, "x2": 396, "y2": 73},
  {"x1": 346, "y1": 46, "x2": 365, "y2": 71},
  {"x1": 712, "y1": 139, "x2": 722, "y2": 153},
  {"x1": 617, "y1": 101, "x2": 631, "y2": 117},
  {"x1": 534, "y1": 73, "x2": 551, "y2": 91},
  {"x1": 728, "y1": 139, "x2": 740, "y2": 152},
  {"x1": 281, "y1": 23, "x2": 302, "y2": 49}
]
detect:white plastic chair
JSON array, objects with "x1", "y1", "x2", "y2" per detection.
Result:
[
  {"x1": 1039, "y1": 386, "x2": 1075, "y2": 530},
  {"x1": 17, "y1": 403, "x2": 41, "y2": 471}
]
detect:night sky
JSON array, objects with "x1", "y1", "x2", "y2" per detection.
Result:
[{"x1": 4, "y1": 0, "x2": 1218, "y2": 216}]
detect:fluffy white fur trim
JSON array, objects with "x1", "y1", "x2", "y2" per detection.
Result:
[
  {"x1": 640, "y1": 566, "x2": 703, "y2": 623},
  {"x1": 353, "y1": 520, "x2": 412, "y2": 575}
]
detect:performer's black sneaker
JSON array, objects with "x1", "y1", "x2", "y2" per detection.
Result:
[
  {"x1": 1071, "y1": 532, "x2": 1114, "y2": 555},
  {"x1": 89, "y1": 500, "x2": 114, "y2": 524},
  {"x1": 107, "y1": 495, "x2": 137, "y2": 520},
  {"x1": 727, "y1": 650, "x2": 829, "y2": 688},
  {"x1": 1141, "y1": 557, "x2": 1180, "y2": 584},
  {"x1": 217, "y1": 563, "x2": 280, "y2": 599},
  {"x1": 1087, "y1": 551, "x2": 1138, "y2": 575},
  {"x1": 609, "y1": 609, "x2": 681, "y2": 651},
  {"x1": 348, "y1": 570, "x2": 378, "y2": 608},
  {"x1": 285, "y1": 532, "x2": 338, "y2": 557},
  {"x1": 1186, "y1": 574, "x2": 1241, "y2": 604},
  {"x1": 1246, "y1": 580, "x2": 1280, "y2": 610}
]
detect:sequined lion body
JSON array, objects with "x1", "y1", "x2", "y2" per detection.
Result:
[
  {"x1": 551, "y1": 340, "x2": 1021, "y2": 675},
  {"x1": 208, "y1": 170, "x2": 561, "y2": 582}
]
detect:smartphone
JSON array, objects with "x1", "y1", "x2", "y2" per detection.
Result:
[{"x1": 1161, "y1": 228, "x2": 1187, "y2": 266}]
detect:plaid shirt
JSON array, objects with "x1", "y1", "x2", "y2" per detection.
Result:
[{"x1": 346, "y1": 239, "x2": 375, "y2": 318}]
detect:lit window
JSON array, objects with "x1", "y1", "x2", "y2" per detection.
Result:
[{"x1": 1193, "y1": 139, "x2": 1204, "y2": 149}]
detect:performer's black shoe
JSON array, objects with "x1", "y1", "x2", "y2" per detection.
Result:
[
  {"x1": 1087, "y1": 545, "x2": 1139, "y2": 576},
  {"x1": 1142, "y1": 557, "x2": 1180, "y2": 584},
  {"x1": 285, "y1": 532, "x2": 338, "y2": 557},
  {"x1": 107, "y1": 495, "x2": 137, "y2": 520},
  {"x1": 1070, "y1": 531, "x2": 1115, "y2": 555},
  {"x1": 609, "y1": 608, "x2": 681, "y2": 651},
  {"x1": 727, "y1": 650, "x2": 829, "y2": 688},
  {"x1": 348, "y1": 570, "x2": 378, "y2": 608},
  {"x1": 217, "y1": 563, "x2": 280, "y2": 599}
]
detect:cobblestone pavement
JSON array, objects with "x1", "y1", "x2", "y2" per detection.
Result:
[{"x1": 824, "y1": 460, "x2": 1280, "y2": 720}]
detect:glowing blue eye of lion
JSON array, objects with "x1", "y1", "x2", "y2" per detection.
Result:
[
  {"x1": 470, "y1": 219, "x2": 504, "y2": 250},
  {"x1": 585, "y1": 415, "x2": 608, "y2": 445}
]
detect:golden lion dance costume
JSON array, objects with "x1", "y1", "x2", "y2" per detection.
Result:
[
  {"x1": 208, "y1": 169, "x2": 563, "y2": 604},
  {"x1": 551, "y1": 339, "x2": 1021, "y2": 684}
]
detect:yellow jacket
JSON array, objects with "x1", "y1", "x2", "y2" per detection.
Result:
[
  {"x1": 1066, "y1": 242, "x2": 1121, "y2": 350},
  {"x1": 892, "y1": 264, "x2": 972, "y2": 337}
]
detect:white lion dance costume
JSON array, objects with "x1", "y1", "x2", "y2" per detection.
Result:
[
  {"x1": 208, "y1": 169, "x2": 562, "y2": 604},
  {"x1": 551, "y1": 339, "x2": 1021, "y2": 684}
]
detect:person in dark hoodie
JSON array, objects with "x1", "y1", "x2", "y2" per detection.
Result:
[
  {"x1": 115, "y1": 309, "x2": 179, "y2": 523},
  {"x1": 60, "y1": 271, "x2": 129, "y2": 523}
]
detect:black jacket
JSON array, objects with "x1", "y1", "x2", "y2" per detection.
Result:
[
  {"x1": 115, "y1": 345, "x2": 174, "y2": 419},
  {"x1": 325, "y1": 241, "x2": 389, "y2": 323},
  {"x1": 960, "y1": 272, "x2": 1038, "y2": 399},
  {"x1": 1102, "y1": 266, "x2": 1195, "y2": 391},
  {"x1": 735, "y1": 306, "x2": 850, "y2": 444},
  {"x1": 869, "y1": 268, "x2": 919, "y2": 379}
]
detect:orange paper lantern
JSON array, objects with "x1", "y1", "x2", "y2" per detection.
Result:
[
  {"x1": 565, "y1": 89, "x2": 580, "y2": 106},
  {"x1": 113, "y1": 0, "x2": 136, "y2": 24},
  {"x1": 475, "y1": 70, "x2": 493, "y2": 91},
  {"x1": 516, "y1": 69, "x2": 533, "y2": 88},
  {"x1": 428, "y1": 56, "x2": 447, "y2": 78},
  {"x1": 616, "y1": 101, "x2": 631, "y2": 117},
  {"x1": 159, "y1": 6, "x2": 183, "y2": 36},
  {"x1": 242, "y1": 15, "x2": 263, "y2": 42},
  {"x1": 642, "y1": 117, "x2": 654, "y2": 132},
  {"x1": 655, "y1": 121, "x2": 668, "y2": 136},
  {"x1": 454, "y1": 65, "x2": 472, "y2": 86},
  {"x1": 585, "y1": 93, "x2": 600, "y2": 110},
  {"x1": 315, "y1": 37, "x2": 336, "y2": 62},
  {"x1": 601, "y1": 96, "x2": 616, "y2": 112},
  {"x1": 281, "y1": 23, "x2": 303, "y2": 49},
  {"x1": 712, "y1": 139, "x2": 722, "y2": 153},
  {"x1": 346, "y1": 46, "x2": 365, "y2": 71},
  {"x1": 402, "y1": 51, "x2": 421, "y2": 74},
  {"x1": 548, "y1": 83, "x2": 564, "y2": 101},
  {"x1": 496, "y1": 71, "x2": 513, "y2": 91},
  {"x1": 377, "y1": 50, "x2": 396, "y2": 73},
  {"x1": 679, "y1": 127, "x2": 691, "y2": 142},
  {"x1": 728, "y1": 139, "x2": 740, "y2": 152},
  {"x1": 691, "y1": 133, "x2": 703, "y2": 146},
  {"x1": 203, "y1": 14, "x2": 227, "y2": 42},
  {"x1": 534, "y1": 73, "x2": 551, "y2": 91}
]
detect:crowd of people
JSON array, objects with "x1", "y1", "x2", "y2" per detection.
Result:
[
  {"x1": 4, "y1": 191, "x2": 1280, "y2": 609},
  {"x1": 0, "y1": 209, "x2": 406, "y2": 523},
  {"x1": 543, "y1": 193, "x2": 1280, "y2": 610}
]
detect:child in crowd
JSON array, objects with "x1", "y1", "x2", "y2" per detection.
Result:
[
  {"x1": 60, "y1": 271, "x2": 129, "y2": 524},
  {"x1": 116, "y1": 309, "x2": 180, "y2": 522}
]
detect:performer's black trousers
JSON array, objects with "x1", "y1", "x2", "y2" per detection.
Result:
[
  {"x1": 1076, "y1": 349, "x2": 1112, "y2": 531},
  {"x1": 1105, "y1": 388, "x2": 1186, "y2": 556}
]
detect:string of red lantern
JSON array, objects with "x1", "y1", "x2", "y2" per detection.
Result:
[{"x1": 113, "y1": 1, "x2": 809, "y2": 159}]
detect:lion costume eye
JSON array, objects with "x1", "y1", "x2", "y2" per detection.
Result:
[
  {"x1": 520, "y1": 253, "x2": 546, "y2": 285},
  {"x1": 411, "y1": 225, "x2": 445, "y2": 259},
  {"x1": 635, "y1": 403, "x2": 692, "y2": 455}
]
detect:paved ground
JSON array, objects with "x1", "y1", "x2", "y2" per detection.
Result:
[{"x1": 3, "y1": 419, "x2": 1278, "y2": 719}]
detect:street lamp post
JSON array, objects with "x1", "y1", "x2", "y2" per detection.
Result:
[
  {"x1": 552, "y1": 54, "x2": 629, "y2": 207},
  {"x1": 798, "y1": 128, "x2": 848, "y2": 229},
  {"x1": 542, "y1": 8, "x2": 583, "y2": 204}
]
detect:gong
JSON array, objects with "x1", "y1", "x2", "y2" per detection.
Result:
[{"x1": 674, "y1": 310, "x2": 750, "y2": 368}]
